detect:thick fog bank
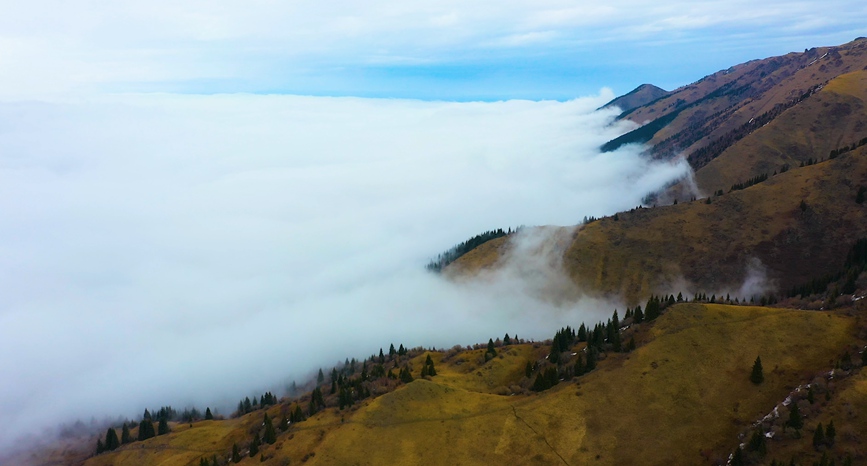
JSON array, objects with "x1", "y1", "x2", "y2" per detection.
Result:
[{"x1": 0, "y1": 92, "x2": 690, "y2": 447}]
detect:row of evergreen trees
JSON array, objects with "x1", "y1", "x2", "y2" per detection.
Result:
[
  {"x1": 787, "y1": 237, "x2": 867, "y2": 299},
  {"x1": 236, "y1": 391, "x2": 277, "y2": 416},
  {"x1": 828, "y1": 136, "x2": 867, "y2": 159},
  {"x1": 425, "y1": 228, "x2": 518, "y2": 272},
  {"x1": 730, "y1": 172, "x2": 768, "y2": 192},
  {"x1": 96, "y1": 406, "x2": 203, "y2": 455}
]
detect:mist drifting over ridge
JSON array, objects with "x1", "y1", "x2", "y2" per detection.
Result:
[{"x1": 0, "y1": 91, "x2": 690, "y2": 447}]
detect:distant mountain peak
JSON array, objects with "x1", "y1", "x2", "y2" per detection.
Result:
[{"x1": 598, "y1": 84, "x2": 669, "y2": 114}]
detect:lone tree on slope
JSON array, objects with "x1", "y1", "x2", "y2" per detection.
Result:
[{"x1": 750, "y1": 356, "x2": 764, "y2": 384}]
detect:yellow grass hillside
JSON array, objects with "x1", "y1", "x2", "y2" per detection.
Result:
[
  {"x1": 78, "y1": 303, "x2": 859, "y2": 466},
  {"x1": 449, "y1": 146, "x2": 867, "y2": 303},
  {"x1": 694, "y1": 70, "x2": 867, "y2": 195}
]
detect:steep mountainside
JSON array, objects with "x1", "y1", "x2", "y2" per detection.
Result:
[
  {"x1": 452, "y1": 145, "x2": 867, "y2": 302},
  {"x1": 451, "y1": 38, "x2": 867, "y2": 302},
  {"x1": 604, "y1": 38, "x2": 867, "y2": 195}
]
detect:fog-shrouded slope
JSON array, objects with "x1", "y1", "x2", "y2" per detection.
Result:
[
  {"x1": 450, "y1": 146, "x2": 867, "y2": 303},
  {"x1": 598, "y1": 84, "x2": 669, "y2": 114}
]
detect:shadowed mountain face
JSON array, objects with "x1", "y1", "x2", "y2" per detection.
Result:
[
  {"x1": 604, "y1": 38, "x2": 867, "y2": 188},
  {"x1": 598, "y1": 83, "x2": 669, "y2": 115},
  {"x1": 452, "y1": 38, "x2": 867, "y2": 302}
]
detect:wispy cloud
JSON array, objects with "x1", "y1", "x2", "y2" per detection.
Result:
[{"x1": 1, "y1": 0, "x2": 865, "y2": 98}]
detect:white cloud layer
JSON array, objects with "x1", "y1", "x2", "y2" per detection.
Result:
[{"x1": 0, "y1": 91, "x2": 690, "y2": 447}]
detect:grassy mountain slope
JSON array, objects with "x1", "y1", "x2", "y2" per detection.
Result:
[
  {"x1": 70, "y1": 304, "x2": 858, "y2": 466},
  {"x1": 694, "y1": 70, "x2": 867, "y2": 195},
  {"x1": 613, "y1": 38, "x2": 867, "y2": 168},
  {"x1": 451, "y1": 146, "x2": 867, "y2": 302}
]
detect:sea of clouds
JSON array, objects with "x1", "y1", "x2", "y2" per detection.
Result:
[{"x1": 0, "y1": 91, "x2": 690, "y2": 446}]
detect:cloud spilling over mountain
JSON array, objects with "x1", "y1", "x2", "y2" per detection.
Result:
[{"x1": 0, "y1": 91, "x2": 690, "y2": 447}]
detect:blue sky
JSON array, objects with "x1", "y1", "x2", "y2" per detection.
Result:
[{"x1": 2, "y1": 0, "x2": 866, "y2": 100}]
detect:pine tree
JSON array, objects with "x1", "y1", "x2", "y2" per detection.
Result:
[
  {"x1": 825, "y1": 420, "x2": 836, "y2": 446},
  {"x1": 158, "y1": 417, "x2": 170, "y2": 436},
  {"x1": 317, "y1": 368, "x2": 325, "y2": 384},
  {"x1": 232, "y1": 443, "x2": 241, "y2": 463},
  {"x1": 486, "y1": 338, "x2": 497, "y2": 358},
  {"x1": 249, "y1": 433, "x2": 260, "y2": 457},
  {"x1": 750, "y1": 356, "x2": 764, "y2": 384},
  {"x1": 205, "y1": 407, "x2": 213, "y2": 420},
  {"x1": 813, "y1": 422, "x2": 825, "y2": 449},
  {"x1": 731, "y1": 446, "x2": 744, "y2": 466},
  {"x1": 424, "y1": 354, "x2": 437, "y2": 376},
  {"x1": 138, "y1": 418, "x2": 155, "y2": 441},
  {"x1": 121, "y1": 423, "x2": 132, "y2": 444},
  {"x1": 787, "y1": 402, "x2": 803, "y2": 434},
  {"x1": 104, "y1": 427, "x2": 120, "y2": 451},
  {"x1": 807, "y1": 386, "x2": 815, "y2": 404},
  {"x1": 263, "y1": 413, "x2": 277, "y2": 444},
  {"x1": 747, "y1": 429, "x2": 766, "y2": 456},
  {"x1": 279, "y1": 415, "x2": 289, "y2": 432},
  {"x1": 503, "y1": 333, "x2": 512, "y2": 345},
  {"x1": 96, "y1": 438, "x2": 105, "y2": 455},
  {"x1": 633, "y1": 305, "x2": 644, "y2": 323}
]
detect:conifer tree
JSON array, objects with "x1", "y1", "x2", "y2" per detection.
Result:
[
  {"x1": 825, "y1": 420, "x2": 836, "y2": 446},
  {"x1": 389, "y1": 344, "x2": 396, "y2": 359},
  {"x1": 503, "y1": 333, "x2": 512, "y2": 345},
  {"x1": 645, "y1": 297, "x2": 660, "y2": 321},
  {"x1": 317, "y1": 368, "x2": 325, "y2": 384},
  {"x1": 731, "y1": 446, "x2": 744, "y2": 466},
  {"x1": 747, "y1": 429, "x2": 766, "y2": 456},
  {"x1": 158, "y1": 417, "x2": 170, "y2": 436},
  {"x1": 813, "y1": 423, "x2": 825, "y2": 449},
  {"x1": 232, "y1": 443, "x2": 241, "y2": 463},
  {"x1": 121, "y1": 423, "x2": 132, "y2": 444},
  {"x1": 787, "y1": 402, "x2": 803, "y2": 434},
  {"x1": 486, "y1": 338, "x2": 497, "y2": 358},
  {"x1": 205, "y1": 407, "x2": 213, "y2": 420},
  {"x1": 249, "y1": 433, "x2": 260, "y2": 457},
  {"x1": 96, "y1": 438, "x2": 105, "y2": 455},
  {"x1": 807, "y1": 386, "x2": 815, "y2": 404},
  {"x1": 379, "y1": 348, "x2": 385, "y2": 363},
  {"x1": 577, "y1": 323, "x2": 587, "y2": 341},
  {"x1": 574, "y1": 355, "x2": 584, "y2": 376},
  {"x1": 862, "y1": 348, "x2": 867, "y2": 367},
  {"x1": 633, "y1": 305, "x2": 644, "y2": 323},
  {"x1": 279, "y1": 415, "x2": 289, "y2": 432},
  {"x1": 105, "y1": 427, "x2": 120, "y2": 451},
  {"x1": 841, "y1": 351, "x2": 853, "y2": 370},
  {"x1": 750, "y1": 356, "x2": 764, "y2": 384},
  {"x1": 138, "y1": 418, "x2": 155, "y2": 441},
  {"x1": 263, "y1": 413, "x2": 277, "y2": 444}
]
